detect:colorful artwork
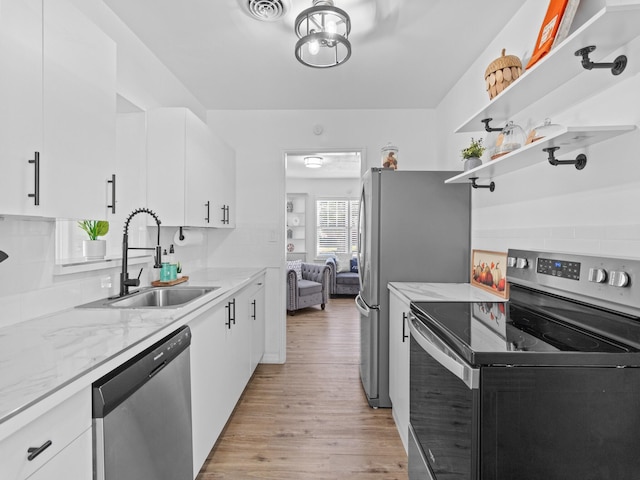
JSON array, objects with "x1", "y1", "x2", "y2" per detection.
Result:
[{"x1": 471, "y1": 250, "x2": 509, "y2": 299}]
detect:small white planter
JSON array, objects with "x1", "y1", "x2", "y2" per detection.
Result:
[
  {"x1": 463, "y1": 157, "x2": 483, "y2": 171},
  {"x1": 83, "y1": 239, "x2": 106, "y2": 260}
]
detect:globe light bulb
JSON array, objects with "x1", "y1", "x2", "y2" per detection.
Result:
[
  {"x1": 326, "y1": 20, "x2": 337, "y2": 34},
  {"x1": 308, "y1": 39, "x2": 320, "y2": 55}
]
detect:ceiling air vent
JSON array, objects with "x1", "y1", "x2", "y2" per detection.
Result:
[{"x1": 239, "y1": 0, "x2": 290, "y2": 21}]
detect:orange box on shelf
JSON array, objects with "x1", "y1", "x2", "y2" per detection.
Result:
[{"x1": 526, "y1": 0, "x2": 570, "y2": 70}]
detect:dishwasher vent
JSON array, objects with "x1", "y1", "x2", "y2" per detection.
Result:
[{"x1": 239, "y1": 0, "x2": 290, "y2": 21}]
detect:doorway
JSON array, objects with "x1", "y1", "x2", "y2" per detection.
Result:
[{"x1": 285, "y1": 150, "x2": 362, "y2": 263}]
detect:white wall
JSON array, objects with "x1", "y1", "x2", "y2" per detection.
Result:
[{"x1": 436, "y1": 0, "x2": 640, "y2": 258}]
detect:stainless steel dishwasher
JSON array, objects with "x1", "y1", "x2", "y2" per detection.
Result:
[{"x1": 92, "y1": 326, "x2": 193, "y2": 480}]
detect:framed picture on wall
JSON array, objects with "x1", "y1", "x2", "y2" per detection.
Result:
[{"x1": 470, "y1": 249, "x2": 509, "y2": 299}]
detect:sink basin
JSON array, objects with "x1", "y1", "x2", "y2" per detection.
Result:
[{"x1": 77, "y1": 286, "x2": 218, "y2": 309}]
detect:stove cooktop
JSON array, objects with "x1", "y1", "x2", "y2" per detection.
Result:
[{"x1": 410, "y1": 286, "x2": 640, "y2": 367}]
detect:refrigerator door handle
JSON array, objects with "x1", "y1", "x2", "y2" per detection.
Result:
[{"x1": 355, "y1": 293, "x2": 377, "y2": 317}]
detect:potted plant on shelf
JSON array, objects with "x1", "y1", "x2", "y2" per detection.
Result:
[
  {"x1": 78, "y1": 220, "x2": 109, "y2": 259},
  {"x1": 461, "y1": 137, "x2": 485, "y2": 171}
]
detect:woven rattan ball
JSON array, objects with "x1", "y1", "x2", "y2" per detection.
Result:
[{"x1": 484, "y1": 49, "x2": 522, "y2": 100}]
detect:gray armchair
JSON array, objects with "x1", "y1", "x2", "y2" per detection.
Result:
[
  {"x1": 286, "y1": 262, "x2": 330, "y2": 315},
  {"x1": 325, "y1": 256, "x2": 360, "y2": 297}
]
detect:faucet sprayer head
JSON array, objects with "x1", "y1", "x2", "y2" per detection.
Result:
[{"x1": 154, "y1": 245, "x2": 163, "y2": 268}]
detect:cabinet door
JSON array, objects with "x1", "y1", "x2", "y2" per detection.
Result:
[
  {"x1": 184, "y1": 111, "x2": 215, "y2": 227},
  {"x1": 209, "y1": 131, "x2": 236, "y2": 228},
  {"x1": 0, "y1": 0, "x2": 42, "y2": 216},
  {"x1": 42, "y1": 0, "x2": 116, "y2": 219},
  {"x1": 388, "y1": 289, "x2": 410, "y2": 454},
  {"x1": 226, "y1": 294, "x2": 251, "y2": 402},
  {"x1": 147, "y1": 108, "x2": 187, "y2": 226},
  {"x1": 189, "y1": 303, "x2": 228, "y2": 473},
  {"x1": 249, "y1": 278, "x2": 266, "y2": 374},
  {"x1": 27, "y1": 428, "x2": 92, "y2": 480}
]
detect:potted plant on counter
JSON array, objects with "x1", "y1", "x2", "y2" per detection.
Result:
[
  {"x1": 78, "y1": 220, "x2": 109, "y2": 259},
  {"x1": 461, "y1": 137, "x2": 485, "y2": 171}
]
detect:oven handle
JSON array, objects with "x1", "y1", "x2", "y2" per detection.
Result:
[{"x1": 409, "y1": 313, "x2": 479, "y2": 390}]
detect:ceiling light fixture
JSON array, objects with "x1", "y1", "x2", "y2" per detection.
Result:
[
  {"x1": 294, "y1": 0, "x2": 351, "y2": 68},
  {"x1": 304, "y1": 156, "x2": 324, "y2": 168}
]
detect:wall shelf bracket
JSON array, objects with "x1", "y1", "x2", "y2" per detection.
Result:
[
  {"x1": 469, "y1": 177, "x2": 495, "y2": 192},
  {"x1": 575, "y1": 45, "x2": 627, "y2": 75},
  {"x1": 543, "y1": 147, "x2": 587, "y2": 170},
  {"x1": 481, "y1": 118, "x2": 504, "y2": 132}
]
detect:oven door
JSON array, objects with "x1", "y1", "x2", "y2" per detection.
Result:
[{"x1": 408, "y1": 313, "x2": 480, "y2": 480}]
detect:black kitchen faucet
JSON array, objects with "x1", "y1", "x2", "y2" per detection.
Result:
[{"x1": 119, "y1": 208, "x2": 162, "y2": 297}]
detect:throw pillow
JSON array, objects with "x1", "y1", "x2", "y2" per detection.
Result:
[
  {"x1": 287, "y1": 259, "x2": 302, "y2": 280},
  {"x1": 350, "y1": 257, "x2": 358, "y2": 273},
  {"x1": 336, "y1": 253, "x2": 352, "y2": 273}
]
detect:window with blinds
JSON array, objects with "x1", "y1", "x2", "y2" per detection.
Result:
[{"x1": 316, "y1": 198, "x2": 358, "y2": 256}]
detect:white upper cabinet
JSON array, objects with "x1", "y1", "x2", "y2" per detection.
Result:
[
  {"x1": 42, "y1": 0, "x2": 116, "y2": 219},
  {"x1": 210, "y1": 130, "x2": 236, "y2": 228},
  {"x1": 147, "y1": 108, "x2": 236, "y2": 228},
  {"x1": 0, "y1": 0, "x2": 116, "y2": 219},
  {"x1": 0, "y1": 0, "x2": 43, "y2": 216}
]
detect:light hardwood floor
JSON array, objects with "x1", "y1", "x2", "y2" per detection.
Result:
[{"x1": 196, "y1": 297, "x2": 408, "y2": 479}]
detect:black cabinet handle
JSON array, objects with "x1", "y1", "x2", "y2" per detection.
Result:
[
  {"x1": 28, "y1": 152, "x2": 40, "y2": 206},
  {"x1": 220, "y1": 205, "x2": 230, "y2": 224},
  {"x1": 225, "y1": 299, "x2": 236, "y2": 328},
  {"x1": 205, "y1": 201, "x2": 210, "y2": 223},
  {"x1": 402, "y1": 313, "x2": 409, "y2": 342},
  {"x1": 251, "y1": 300, "x2": 257, "y2": 320},
  {"x1": 27, "y1": 440, "x2": 52, "y2": 461},
  {"x1": 107, "y1": 174, "x2": 116, "y2": 214}
]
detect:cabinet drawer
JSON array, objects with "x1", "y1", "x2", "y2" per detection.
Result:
[{"x1": 0, "y1": 389, "x2": 91, "y2": 479}]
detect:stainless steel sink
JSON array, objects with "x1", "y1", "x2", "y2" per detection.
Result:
[{"x1": 77, "y1": 286, "x2": 218, "y2": 309}]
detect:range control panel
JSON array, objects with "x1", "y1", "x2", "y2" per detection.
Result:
[
  {"x1": 537, "y1": 257, "x2": 581, "y2": 281},
  {"x1": 506, "y1": 249, "x2": 640, "y2": 315}
]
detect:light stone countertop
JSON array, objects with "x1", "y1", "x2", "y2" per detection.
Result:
[
  {"x1": 0, "y1": 267, "x2": 264, "y2": 436},
  {"x1": 388, "y1": 282, "x2": 508, "y2": 303}
]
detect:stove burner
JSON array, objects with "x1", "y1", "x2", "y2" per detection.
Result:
[{"x1": 509, "y1": 305, "x2": 629, "y2": 353}]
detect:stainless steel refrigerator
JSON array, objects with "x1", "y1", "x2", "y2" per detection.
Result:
[{"x1": 355, "y1": 168, "x2": 470, "y2": 408}]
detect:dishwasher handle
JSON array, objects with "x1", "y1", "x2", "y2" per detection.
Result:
[{"x1": 408, "y1": 314, "x2": 479, "y2": 389}]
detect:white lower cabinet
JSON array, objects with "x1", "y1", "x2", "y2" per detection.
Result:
[
  {"x1": 189, "y1": 276, "x2": 266, "y2": 476},
  {"x1": 0, "y1": 389, "x2": 92, "y2": 480},
  {"x1": 248, "y1": 276, "x2": 266, "y2": 374},
  {"x1": 27, "y1": 428, "x2": 92, "y2": 480},
  {"x1": 388, "y1": 288, "x2": 410, "y2": 454}
]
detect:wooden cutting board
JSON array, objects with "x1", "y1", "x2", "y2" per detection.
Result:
[{"x1": 151, "y1": 276, "x2": 189, "y2": 287}]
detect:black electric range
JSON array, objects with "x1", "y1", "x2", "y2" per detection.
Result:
[{"x1": 407, "y1": 249, "x2": 640, "y2": 480}]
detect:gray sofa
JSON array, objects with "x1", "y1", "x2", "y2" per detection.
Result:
[
  {"x1": 325, "y1": 257, "x2": 360, "y2": 297},
  {"x1": 286, "y1": 262, "x2": 330, "y2": 315}
]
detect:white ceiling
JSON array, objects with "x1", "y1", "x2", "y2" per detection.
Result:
[{"x1": 104, "y1": 0, "x2": 526, "y2": 111}]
